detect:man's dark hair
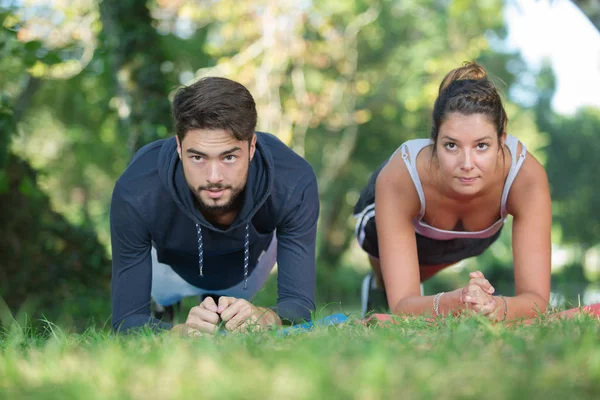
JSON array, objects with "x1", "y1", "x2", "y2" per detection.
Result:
[{"x1": 172, "y1": 77, "x2": 257, "y2": 142}]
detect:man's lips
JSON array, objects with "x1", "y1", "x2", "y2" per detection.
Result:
[{"x1": 203, "y1": 188, "x2": 227, "y2": 199}]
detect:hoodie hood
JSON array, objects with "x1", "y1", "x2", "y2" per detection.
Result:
[{"x1": 156, "y1": 135, "x2": 274, "y2": 286}]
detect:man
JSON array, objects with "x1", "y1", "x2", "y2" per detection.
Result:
[{"x1": 110, "y1": 77, "x2": 319, "y2": 334}]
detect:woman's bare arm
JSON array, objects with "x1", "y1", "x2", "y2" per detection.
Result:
[
  {"x1": 375, "y1": 154, "x2": 464, "y2": 316},
  {"x1": 500, "y1": 152, "x2": 552, "y2": 319}
]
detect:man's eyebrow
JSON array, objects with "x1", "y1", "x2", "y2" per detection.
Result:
[
  {"x1": 185, "y1": 147, "x2": 242, "y2": 157},
  {"x1": 186, "y1": 148, "x2": 207, "y2": 157},
  {"x1": 219, "y1": 147, "x2": 242, "y2": 156}
]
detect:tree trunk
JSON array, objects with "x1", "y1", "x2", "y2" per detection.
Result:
[{"x1": 99, "y1": 0, "x2": 173, "y2": 155}]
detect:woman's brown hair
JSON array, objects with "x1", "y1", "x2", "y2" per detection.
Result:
[{"x1": 431, "y1": 61, "x2": 508, "y2": 159}]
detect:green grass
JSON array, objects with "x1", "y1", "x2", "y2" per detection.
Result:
[{"x1": 1, "y1": 313, "x2": 599, "y2": 400}]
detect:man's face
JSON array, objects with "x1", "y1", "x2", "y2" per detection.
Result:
[{"x1": 176, "y1": 128, "x2": 256, "y2": 216}]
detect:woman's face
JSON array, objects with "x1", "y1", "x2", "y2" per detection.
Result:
[{"x1": 435, "y1": 112, "x2": 505, "y2": 196}]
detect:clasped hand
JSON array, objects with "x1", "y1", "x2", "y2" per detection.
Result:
[
  {"x1": 459, "y1": 271, "x2": 498, "y2": 318},
  {"x1": 174, "y1": 296, "x2": 266, "y2": 336}
]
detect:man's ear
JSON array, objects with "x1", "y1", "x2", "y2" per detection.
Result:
[
  {"x1": 249, "y1": 133, "x2": 257, "y2": 161},
  {"x1": 176, "y1": 135, "x2": 182, "y2": 159}
]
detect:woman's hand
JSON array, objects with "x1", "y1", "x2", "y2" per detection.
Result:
[{"x1": 460, "y1": 271, "x2": 497, "y2": 317}]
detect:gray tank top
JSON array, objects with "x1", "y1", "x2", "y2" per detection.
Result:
[{"x1": 398, "y1": 134, "x2": 527, "y2": 240}]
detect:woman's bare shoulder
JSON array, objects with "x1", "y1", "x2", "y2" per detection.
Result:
[
  {"x1": 506, "y1": 150, "x2": 550, "y2": 215},
  {"x1": 376, "y1": 150, "x2": 422, "y2": 218}
]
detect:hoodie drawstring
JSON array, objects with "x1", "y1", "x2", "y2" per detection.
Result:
[
  {"x1": 243, "y1": 224, "x2": 249, "y2": 290},
  {"x1": 196, "y1": 222, "x2": 250, "y2": 290},
  {"x1": 196, "y1": 223, "x2": 203, "y2": 277}
]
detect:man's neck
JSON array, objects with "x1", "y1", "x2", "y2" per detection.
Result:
[
  {"x1": 204, "y1": 210, "x2": 238, "y2": 229},
  {"x1": 198, "y1": 192, "x2": 245, "y2": 229}
]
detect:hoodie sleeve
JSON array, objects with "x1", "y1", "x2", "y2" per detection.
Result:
[
  {"x1": 110, "y1": 182, "x2": 171, "y2": 333},
  {"x1": 274, "y1": 171, "x2": 319, "y2": 323}
]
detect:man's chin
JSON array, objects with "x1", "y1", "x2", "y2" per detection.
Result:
[
  {"x1": 198, "y1": 197, "x2": 234, "y2": 213},
  {"x1": 200, "y1": 201, "x2": 232, "y2": 212}
]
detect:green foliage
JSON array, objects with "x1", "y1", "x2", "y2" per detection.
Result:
[
  {"x1": 536, "y1": 65, "x2": 600, "y2": 247},
  {"x1": 0, "y1": 4, "x2": 112, "y2": 328},
  {"x1": 0, "y1": 94, "x2": 16, "y2": 169},
  {"x1": 0, "y1": 154, "x2": 111, "y2": 329},
  {"x1": 98, "y1": 0, "x2": 192, "y2": 152}
]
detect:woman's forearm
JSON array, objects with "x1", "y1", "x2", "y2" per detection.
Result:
[
  {"x1": 392, "y1": 290, "x2": 548, "y2": 321},
  {"x1": 393, "y1": 290, "x2": 464, "y2": 317},
  {"x1": 490, "y1": 292, "x2": 548, "y2": 322}
]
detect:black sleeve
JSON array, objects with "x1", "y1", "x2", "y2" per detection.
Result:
[
  {"x1": 110, "y1": 182, "x2": 170, "y2": 333},
  {"x1": 273, "y1": 172, "x2": 320, "y2": 323}
]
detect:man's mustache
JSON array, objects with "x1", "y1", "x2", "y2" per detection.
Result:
[{"x1": 197, "y1": 184, "x2": 232, "y2": 191}]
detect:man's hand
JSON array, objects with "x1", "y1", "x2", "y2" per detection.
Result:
[
  {"x1": 171, "y1": 323, "x2": 203, "y2": 337},
  {"x1": 217, "y1": 296, "x2": 281, "y2": 333},
  {"x1": 460, "y1": 271, "x2": 497, "y2": 316},
  {"x1": 181, "y1": 296, "x2": 222, "y2": 334}
]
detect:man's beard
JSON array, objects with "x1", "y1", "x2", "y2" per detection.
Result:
[{"x1": 194, "y1": 182, "x2": 245, "y2": 215}]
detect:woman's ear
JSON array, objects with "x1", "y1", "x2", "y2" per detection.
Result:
[{"x1": 499, "y1": 132, "x2": 507, "y2": 150}]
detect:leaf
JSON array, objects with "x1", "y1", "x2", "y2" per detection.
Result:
[
  {"x1": 24, "y1": 40, "x2": 43, "y2": 53},
  {"x1": 41, "y1": 51, "x2": 63, "y2": 65}
]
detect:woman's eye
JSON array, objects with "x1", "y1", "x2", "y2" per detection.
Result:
[
  {"x1": 445, "y1": 143, "x2": 456, "y2": 150},
  {"x1": 477, "y1": 143, "x2": 489, "y2": 150}
]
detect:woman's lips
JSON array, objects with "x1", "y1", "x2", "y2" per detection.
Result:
[{"x1": 458, "y1": 177, "x2": 477, "y2": 184}]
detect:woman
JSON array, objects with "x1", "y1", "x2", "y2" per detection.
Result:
[{"x1": 353, "y1": 62, "x2": 551, "y2": 321}]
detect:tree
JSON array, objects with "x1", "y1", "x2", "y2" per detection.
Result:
[
  {"x1": 0, "y1": 3, "x2": 111, "y2": 326},
  {"x1": 99, "y1": 0, "x2": 174, "y2": 155},
  {"x1": 535, "y1": 64, "x2": 600, "y2": 248}
]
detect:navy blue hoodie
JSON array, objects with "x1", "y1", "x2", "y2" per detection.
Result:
[{"x1": 110, "y1": 132, "x2": 319, "y2": 332}]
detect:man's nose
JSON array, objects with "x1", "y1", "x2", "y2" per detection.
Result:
[{"x1": 207, "y1": 162, "x2": 223, "y2": 183}]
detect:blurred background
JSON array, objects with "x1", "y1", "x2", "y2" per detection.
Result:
[{"x1": 1, "y1": 0, "x2": 599, "y2": 330}]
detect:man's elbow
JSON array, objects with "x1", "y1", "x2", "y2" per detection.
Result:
[
  {"x1": 112, "y1": 314, "x2": 171, "y2": 334},
  {"x1": 275, "y1": 298, "x2": 315, "y2": 324}
]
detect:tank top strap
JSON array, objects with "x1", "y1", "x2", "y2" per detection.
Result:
[
  {"x1": 398, "y1": 139, "x2": 432, "y2": 218},
  {"x1": 500, "y1": 135, "x2": 527, "y2": 217}
]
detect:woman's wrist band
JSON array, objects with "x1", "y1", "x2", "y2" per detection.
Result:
[
  {"x1": 499, "y1": 295, "x2": 508, "y2": 322},
  {"x1": 433, "y1": 292, "x2": 445, "y2": 317}
]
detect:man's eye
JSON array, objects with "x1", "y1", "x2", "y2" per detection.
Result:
[
  {"x1": 224, "y1": 155, "x2": 237, "y2": 162},
  {"x1": 191, "y1": 156, "x2": 204, "y2": 162}
]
